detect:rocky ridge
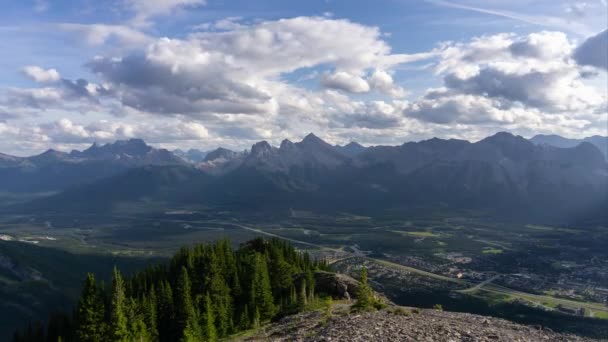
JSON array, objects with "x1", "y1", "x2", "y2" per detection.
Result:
[{"x1": 235, "y1": 305, "x2": 602, "y2": 342}]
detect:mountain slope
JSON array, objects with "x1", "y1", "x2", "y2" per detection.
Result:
[
  {"x1": 23, "y1": 165, "x2": 208, "y2": 212},
  {"x1": 530, "y1": 134, "x2": 608, "y2": 159},
  {"x1": 0, "y1": 139, "x2": 186, "y2": 192},
  {"x1": 13, "y1": 132, "x2": 608, "y2": 222}
]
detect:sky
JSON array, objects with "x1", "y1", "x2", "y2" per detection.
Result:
[{"x1": 0, "y1": 0, "x2": 606, "y2": 156}]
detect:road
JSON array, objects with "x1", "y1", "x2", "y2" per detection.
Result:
[
  {"x1": 222, "y1": 220, "x2": 608, "y2": 317},
  {"x1": 459, "y1": 274, "x2": 500, "y2": 293},
  {"x1": 222, "y1": 221, "x2": 466, "y2": 284}
]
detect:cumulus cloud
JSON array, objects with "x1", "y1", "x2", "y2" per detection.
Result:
[
  {"x1": 85, "y1": 16, "x2": 430, "y2": 122},
  {"x1": 336, "y1": 100, "x2": 407, "y2": 129},
  {"x1": 321, "y1": 71, "x2": 370, "y2": 93},
  {"x1": 4, "y1": 78, "x2": 111, "y2": 111},
  {"x1": 6, "y1": 87, "x2": 63, "y2": 108},
  {"x1": 22, "y1": 66, "x2": 60, "y2": 83},
  {"x1": 405, "y1": 31, "x2": 606, "y2": 128},
  {"x1": 574, "y1": 30, "x2": 608, "y2": 70},
  {"x1": 0, "y1": 117, "x2": 211, "y2": 155},
  {"x1": 2, "y1": 12, "x2": 606, "y2": 154},
  {"x1": 368, "y1": 69, "x2": 406, "y2": 97}
]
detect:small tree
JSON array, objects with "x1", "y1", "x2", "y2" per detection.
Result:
[
  {"x1": 75, "y1": 273, "x2": 105, "y2": 342},
  {"x1": 108, "y1": 267, "x2": 129, "y2": 342},
  {"x1": 353, "y1": 268, "x2": 374, "y2": 311}
]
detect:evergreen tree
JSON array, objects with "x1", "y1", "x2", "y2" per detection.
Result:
[
  {"x1": 250, "y1": 253, "x2": 275, "y2": 321},
  {"x1": 14, "y1": 238, "x2": 324, "y2": 342},
  {"x1": 126, "y1": 298, "x2": 151, "y2": 342},
  {"x1": 201, "y1": 292, "x2": 217, "y2": 341},
  {"x1": 353, "y1": 267, "x2": 374, "y2": 311},
  {"x1": 74, "y1": 273, "x2": 105, "y2": 342},
  {"x1": 237, "y1": 305, "x2": 250, "y2": 330},
  {"x1": 143, "y1": 286, "x2": 159, "y2": 341},
  {"x1": 176, "y1": 267, "x2": 202, "y2": 342},
  {"x1": 108, "y1": 267, "x2": 129, "y2": 341},
  {"x1": 208, "y1": 250, "x2": 232, "y2": 336}
]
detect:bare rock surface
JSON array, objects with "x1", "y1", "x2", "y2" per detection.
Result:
[{"x1": 234, "y1": 305, "x2": 604, "y2": 342}]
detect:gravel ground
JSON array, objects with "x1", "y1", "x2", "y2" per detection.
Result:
[{"x1": 235, "y1": 305, "x2": 604, "y2": 342}]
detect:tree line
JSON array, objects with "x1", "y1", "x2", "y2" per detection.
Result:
[{"x1": 14, "y1": 238, "x2": 328, "y2": 342}]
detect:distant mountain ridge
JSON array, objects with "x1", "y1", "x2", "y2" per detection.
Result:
[
  {"x1": 530, "y1": 134, "x2": 608, "y2": 159},
  {"x1": 0, "y1": 139, "x2": 186, "y2": 192},
  {"x1": 10, "y1": 132, "x2": 607, "y2": 223}
]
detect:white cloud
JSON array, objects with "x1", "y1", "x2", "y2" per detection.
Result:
[
  {"x1": 335, "y1": 100, "x2": 407, "y2": 129},
  {"x1": 57, "y1": 23, "x2": 151, "y2": 46},
  {"x1": 0, "y1": 117, "x2": 211, "y2": 155},
  {"x1": 405, "y1": 31, "x2": 607, "y2": 135},
  {"x1": 21, "y1": 66, "x2": 61, "y2": 83},
  {"x1": 368, "y1": 69, "x2": 407, "y2": 97},
  {"x1": 85, "y1": 16, "x2": 431, "y2": 125},
  {"x1": 321, "y1": 71, "x2": 370, "y2": 93}
]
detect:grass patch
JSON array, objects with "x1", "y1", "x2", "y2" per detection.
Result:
[
  {"x1": 482, "y1": 247, "x2": 503, "y2": 254},
  {"x1": 592, "y1": 311, "x2": 608, "y2": 319},
  {"x1": 525, "y1": 224, "x2": 580, "y2": 234},
  {"x1": 390, "y1": 230, "x2": 441, "y2": 238}
]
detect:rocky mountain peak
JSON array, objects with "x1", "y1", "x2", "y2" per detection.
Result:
[
  {"x1": 300, "y1": 133, "x2": 328, "y2": 147},
  {"x1": 250, "y1": 141, "x2": 274, "y2": 157},
  {"x1": 280, "y1": 139, "x2": 295, "y2": 150},
  {"x1": 204, "y1": 147, "x2": 237, "y2": 162}
]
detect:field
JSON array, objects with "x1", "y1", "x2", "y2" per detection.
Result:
[{"x1": 1, "y1": 206, "x2": 607, "y2": 339}]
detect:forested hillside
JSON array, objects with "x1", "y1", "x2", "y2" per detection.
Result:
[{"x1": 13, "y1": 238, "x2": 328, "y2": 342}]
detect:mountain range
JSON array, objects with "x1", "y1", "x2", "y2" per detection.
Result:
[
  {"x1": 530, "y1": 134, "x2": 608, "y2": 159},
  {"x1": 1, "y1": 133, "x2": 606, "y2": 222}
]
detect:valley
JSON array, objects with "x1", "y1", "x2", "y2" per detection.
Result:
[
  {"x1": 1, "y1": 207, "x2": 607, "y2": 339},
  {"x1": 1, "y1": 133, "x2": 607, "y2": 339}
]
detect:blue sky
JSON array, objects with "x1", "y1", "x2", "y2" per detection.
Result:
[{"x1": 0, "y1": 0, "x2": 606, "y2": 155}]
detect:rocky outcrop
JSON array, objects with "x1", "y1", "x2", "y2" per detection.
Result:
[
  {"x1": 314, "y1": 271, "x2": 359, "y2": 301},
  {"x1": 235, "y1": 305, "x2": 598, "y2": 341}
]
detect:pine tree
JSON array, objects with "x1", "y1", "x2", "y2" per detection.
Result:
[
  {"x1": 176, "y1": 267, "x2": 202, "y2": 342},
  {"x1": 252, "y1": 307, "x2": 261, "y2": 328},
  {"x1": 237, "y1": 305, "x2": 250, "y2": 330},
  {"x1": 208, "y1": 250, "x2": 232, "y2": 337},
  {"x1": 353, "y1": 267, "x2": 374, "y2": 311},
  {"x1": 126, "y1": 298, "x2": 151, "y2": 342},
  {"x1": 75, "y1": 273, "x2": 105, "y2": 342},
  {"x1": 143, "y1": 286, "x2": 159, "y2": 341},
  {"x1": 14, "y1": 238, "x2": 322, "y2": 342},
  {"x1": 250, "y1": 253, "x2": 275, "y2": 321},
  {"x1": 108, "y1": 267, "x2": 129, "y2": 341},
  {"x1": 202, "y1": 292, "x2": 217, "y2": 341}
]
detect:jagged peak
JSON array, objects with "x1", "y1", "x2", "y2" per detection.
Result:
[
  {"x1": 301, "y1": 132, "x2": 327, "y2": 145},
  {"x1": 280, "y1": 139, "x2": 295, "y2": 149},
  {"x1": 250, "y1": 140, "x2": 273, "y2": 155},
  {"x1": 204, "y1": 147, "x2": 237, "y2": 162},
  {"x1": 344, "y1": 141, "x2": 363, "y2": 148},
  {"x1": 111, "y1": 138, "x2": 147, "y2": 147}
]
